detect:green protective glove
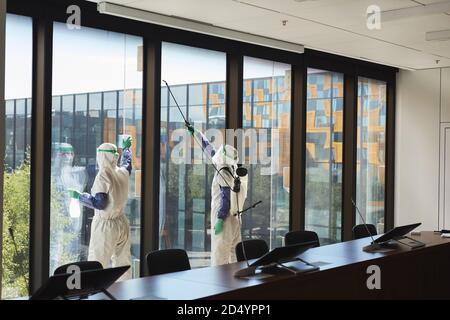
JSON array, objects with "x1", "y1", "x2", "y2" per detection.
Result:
[
  {"x1": 122, "y1": 136, "x2": 132, "y2": 150},
  {"x1": 214, "y1": 219, "x2": 224, "y2": 235},
  {"x1": 186, "y1": 123, "x2": 195, "y2": 135},
  {"x1": 67, "y1": 189, "x2": 81, "y2": 200}
]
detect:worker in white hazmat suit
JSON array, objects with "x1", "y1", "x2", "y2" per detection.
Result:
[
  {"x1": 51, "y1": 143, "x2": 87, "y2": 272},
  {"x1": 68, "y1": 137, "x2": 133, "y2": 281},
  {"x1": 187, "y1": 124, "x2": 248, "y2": 266}
]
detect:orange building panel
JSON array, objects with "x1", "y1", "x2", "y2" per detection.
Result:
[
  {"x1": 334, "y1": 111, "x2": 343, "y2": 132},
  {"x1": 368, "y1": 142, "x2": 380, "y2": 165},
  {"x1": 308, "y1": 84, "x2": 318, "y2": 99},
  {"x1": 323, "y1": 99, "x2": 331, "y2": 116},
  {"x1": 255, "y1": 114, "x2": 262, "y2": 128},
  {"x1": 333, "y1": 142, "x2": 343, "y2": 164},
  {"x1": 103, "y1": 118, "x2": 116, "y2": 145},
  {"x1": 134, "y1": 169, "x2": 141, "y2": 198},
  {"x1": 378, "y1": 165, "x2": 385, "y2": 184},
  {"x1": 280, "y1": 112, "x2": 290, "y2": 129},
  {"x1": 335, "y1": 82, "x2": 344, "y2": 97},
  {"x1": 306, "y1": 143, "x2": 316, "y2": 159},
  {"x1": 323, "y1": 75, "x2": 332, "y2": 91},
  {"x1": 244, "y1": 103, "x2": 252, "y2": 121},
  {"x1": 244, "y1": 81, "x2": 251, "y2": 97},
  {"x1": 306, "y1": 111, "x2": 316, "y2": 130},
  {"x1": 256, "y1": 89, "x2": 264, "y2": 101}
]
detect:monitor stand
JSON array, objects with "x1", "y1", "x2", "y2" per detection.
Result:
[
  {"x1": 393, "y1": 236, "x2": 426, "y2": 249},
  {"x1": 363, "y1": 236, "x2": 425, "y2": 252},
  {"x1": 57, "y1": 288, "x2": 117, "y2": 300},
  {"x1": 363, "y1": 242, "x2": 397, "y2": 252}
]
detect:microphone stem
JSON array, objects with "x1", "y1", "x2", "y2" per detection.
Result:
[{"x1": 352, "y1": 199, "x2": 376, "y2": 243}]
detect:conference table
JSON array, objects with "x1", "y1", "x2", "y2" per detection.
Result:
[{"x1": 92, "y1": 232, "x2": 450, "y2": 300}]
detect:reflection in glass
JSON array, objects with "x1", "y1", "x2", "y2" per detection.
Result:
[
  {"x1": 305, "y1": 69, "x2": 344, "y2": 244},
  {"x1": 50, "y1": 23, "x2": 143, "y2": 278},
  {"x1": 356, "y1": 77, "x2": 387, "y2": 233},
  {"x1": 160, "y1": 42, "x2": 226, "y2": 267},
  {"x1": 242, "y1": 56, "x2": 291, "y2": 249},
  {"x1": 2, "y1": 14, "x2": 33, "y2": 299}
]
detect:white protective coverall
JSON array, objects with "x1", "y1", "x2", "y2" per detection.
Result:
[
  {"x1": 51, "y1": 143, "x2": 87, "y2": 271},
  {"x1": 210, "y1": 145, "x2": 248, "y2": 266},
  {"x1": 87, "y1": 143, "x2": 132, "y2": 281}
]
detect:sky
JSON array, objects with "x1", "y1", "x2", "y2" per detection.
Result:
[{"x1": 5, "y1": 14, "x2": 290, "y2": 100}]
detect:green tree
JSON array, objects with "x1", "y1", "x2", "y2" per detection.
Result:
[
  {"x1": 2, "y1": 157, "x2": 31, "y2": 298},
  {"x1": 2, "y1": 154, "x2": 76, "y2": 299}
]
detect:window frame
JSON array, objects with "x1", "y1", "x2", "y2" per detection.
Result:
[{"x1": 5, "y1": 0, "x2": 397, "y2": 293}]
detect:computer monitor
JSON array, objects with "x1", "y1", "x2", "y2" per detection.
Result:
[
  {"x1": 249, "y1": 241, "x2": 317, "y2": 268},
  {"x1": 30, "y1": 266, "x2": 129, "y2": 300},
  {"x1": 374, "y1": 223, "x2": 421, "y2": 244}
]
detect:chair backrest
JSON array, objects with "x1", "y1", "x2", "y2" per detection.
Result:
[
  {"x1": 53, "y1": 261, "x2": 103, "y2": 275},
  {"x1": 146, "y1": 249, "x2": 191, "y2": 276},
  {"x1": 352, "y1": 224, "x2": 377, "y2": 240},
  {"x1": 235, "y1": 239, "x2": 269, "y2": 262},
  {"x1": 285, "y1": 230, "x2": 320, "y2": 247}
]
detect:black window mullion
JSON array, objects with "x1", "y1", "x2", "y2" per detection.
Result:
[
  {"x1": 140, "y1": 38, "x2": 161, "y2": 276},
  {"x1": 290, "y1": 62, "x2": 307, "y2": 232},
  {"x1": 385, "y1": 78, "x2": 396, "y2": 231},
  {"x1": 226, "y1": 53, "x2": 243, "y2": 133},
  {"x1": 29, "y1": 17, "x2": 53, "y2": 294},
  {"x1": 342, "y1": 73, "x2": 357, "y2": 241}
]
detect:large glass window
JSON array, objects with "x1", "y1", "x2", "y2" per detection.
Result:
[
  {"x1": 356, "y1": 77, "x2": 387, "y2": 232},
  {"x1": 2, "y1": 14, "x2": 33, "y2": 299},
  {"x1": 50, "y1": 23, "x2": 143, "y2": 277},
  {"x1": 305, "y1": 68, "x2": 344, "y2": 244},
  {"x1": 242, "y1": 56, "x2": 291, "y2": 249},
  {"x1": 160, "y1": 42, "x2": 226, "y2": 267}
]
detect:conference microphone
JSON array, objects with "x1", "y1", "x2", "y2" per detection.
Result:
[
  {"x1": 234, "y1": 201, "x2": 262, "y2": 271},
  {"x1": 351, "y1": 199, "x2": 382, "y2": 252}
]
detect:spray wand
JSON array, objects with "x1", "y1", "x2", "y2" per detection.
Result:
[{"x1": 163, "y1": 80, "x2": 262, "y2": 267}]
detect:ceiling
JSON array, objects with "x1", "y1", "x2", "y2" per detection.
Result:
[{"x1": 89, "y1": 0, "x2": 450, "y2": 70}]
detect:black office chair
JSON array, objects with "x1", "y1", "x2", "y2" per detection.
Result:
[
  {"x1": 284, "y1": 230, "x2": 320, "y2": 247},
  {"x1": 352, "y1": 224, "x2": 377, "y2": 240},
  {"x1": 53, "y1": 261, "x2": 103, "y2": 275},
  {"x1": 146, "y1": 249, "x2": 191, "y2": 276},
  {"x1": 235, "y1": 239, "x2": 269, "y2": 262}
]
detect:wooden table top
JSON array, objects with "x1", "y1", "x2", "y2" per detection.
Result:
[{"x1": 92, "y1": 231, "x2": 450, "y2": 300}]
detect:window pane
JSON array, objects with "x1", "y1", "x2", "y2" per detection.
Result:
[
  {"x1": 305, "y1": 69, "x2": 344, "y2": 244},
  {"x1": 2, "y1": 14, "x2": 32, "y2": 299},
  {"x1": 356, "y1": 77, "x2": 387, "y2": 231},
  {"x1": 50, "y1": 23, "x2": 143, "y2": 278},
  {"x1": 160, "y1": 42, "x2": 226, "y2": 267},
  {"x1": 242, "y1": 56, "x2": 291, "y2": 249}
]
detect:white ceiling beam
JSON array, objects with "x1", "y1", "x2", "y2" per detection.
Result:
[
  {"x1": 97, "y1": 2, "x2": 304, "y2": 54},
  {"x1": 426, "y1": 29, "x2": 450, "y2": 41},
  {"x1": 382, "y1": 1, "x2": 450, "y2": 22}
]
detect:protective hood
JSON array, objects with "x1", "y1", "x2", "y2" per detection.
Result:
[
  {"x1": 96, "y1": 143, "x2": 119, "y2": 170},
  {"x1": 212, "y1": 144, "x2": 239, "y2": 167},
  {"x1": 55, "y1": 143, "x2": 74, "y2": 167}
]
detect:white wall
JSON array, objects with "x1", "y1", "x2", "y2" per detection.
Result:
[{"x1": 395, "y1": 67, "x2": 450, "y2": 231}]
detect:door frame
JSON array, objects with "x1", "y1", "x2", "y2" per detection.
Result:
[{"x1": 439, "y1": 123, "x2": 450, "y2": 230}]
